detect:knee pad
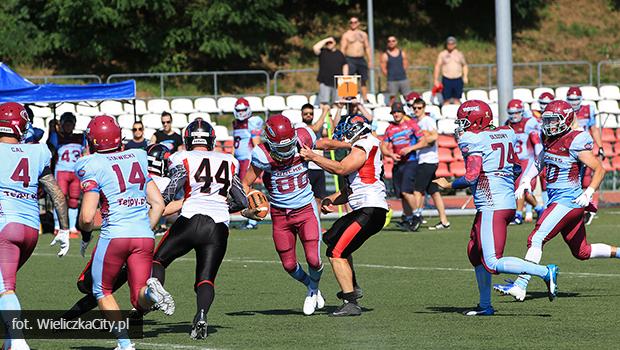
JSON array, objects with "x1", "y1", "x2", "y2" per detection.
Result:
[
  {"x1": 68, "y1": 197, "x2": 79, "y2": 209},
  {"x1": 281, "y1": 259, "x2": 298, "y2": 273},
  {"x1": 574, "y1": 245, "x2": 591, "y2": 261}
]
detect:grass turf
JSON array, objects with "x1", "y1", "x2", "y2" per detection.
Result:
[{"x1": 17, "y1": 208, "x2": 620, "y2": 349}]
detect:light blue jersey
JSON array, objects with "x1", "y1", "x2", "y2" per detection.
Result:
[
  {"x1": 0, "y1": 143, "x2": 51, "y2": 230},
  {"x1": 542, "y1": 130, "x2": 593, "y2": 208},
  {"x1": 75, "y1": 149, "x2": 153, "y2": 239},
  {"x1": 251, "y1": 126, "x2": 316, "y2": 210},
  {"x1": 233, "y1": 116, "x2": 264, "y2": 161},
  {"x1": 458, "y1": 127, "x2": 519, "y2": 211}
]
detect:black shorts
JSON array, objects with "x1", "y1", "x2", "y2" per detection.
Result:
[
  {"x1": 441, "y1": 76, "x2": 464, "y2": 100},
  {"x1": 413, "y1": 163, "x2": 439, "y2": 194},
  {"x1": 346, "y1": 56, "x2": 369, "y2": 85},
  {"x1": 154, "y1": 214, "x2": 229, "y2": 288},
  {"x1": 324, "y1": 207, "x2": 387, "y2": 259},
  {"x1": 308, "y1": 169, "x2": 327, "y2": 199},
  {"x1": 393, "y1": 161, "x2": 417, "y2": 196}
]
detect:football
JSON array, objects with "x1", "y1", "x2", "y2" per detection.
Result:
[{"x1": 247, "y1": 190, "x2": 269, "y2": 218}]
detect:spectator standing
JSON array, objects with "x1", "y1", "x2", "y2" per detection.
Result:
[
  {"x1": 150, "y1": 111, "x2": 184, "y2": 153},
  {"x1": 410, "y1": 98, "x2": 450, "y2": 230},
  {"x1": 314, "y1": 37, "x2": 349, "y2": 107},
  {"x1": 301, "y1": 103, "x2": 329, "y2": 206},
  {"x1": 380, "y1": 36, "x2": 410, "y2": 105},
  {"x1": 341, "y1": 16, "x2": 372, "y2": 102},
  {"x1": 380, "y1": 102, "x2": 428, "y2": 231},
  {"x1": 125, "y1": 121, "x2": 148, "y2": 150},
  {"x1": 433, "y1": 36, "x2": 468, "y2": 105}
]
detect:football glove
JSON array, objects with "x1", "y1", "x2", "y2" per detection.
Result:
[
  {"x1": 598, "y1": 147, "x2": 605, "y2": 159},
  {"x1": 51, "y1": 229, "x2": 70, "y2": 257},
  {"x1": 241, "y1": 208, "x2": 265, "y2": 221},
  {"x1": 573, "y1": 187, "x2": 594, "y2": 207},
  {"x1": 514, "y1": 180, "x2": 532, "y2": 200}
]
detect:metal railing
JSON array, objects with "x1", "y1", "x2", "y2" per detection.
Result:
[
  {"x1": 106, "y1": 70, "x2": 270, "y2": 98},
  {"x1": 25, "y1": 74, "x2": 102, "y2": 84},
  {"x1": 597, "y1": 60, "x2": 620, "y2": 86}
]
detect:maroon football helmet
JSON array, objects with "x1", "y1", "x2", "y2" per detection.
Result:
[
  {"x1": 456, "y1": 100, "x2": 494, "y2": 133},
  {"x1": 0, "y1": 102, "x2": 29, "y2": 140},
  {"x1": 538, "y1": 92, "x2": 555, "y2": 111},
  {"x1": 566, "y1": 86, "x2": 583, "y2": 111},
  {"x1": 233, "y1": 98, "x2": 252, "y2": 121},
  {"x1": 405, "y1": 91, "x2": 421, "y2": 104},
  {"x1": 541, "y1": 100, "x2": 574, "y2": 137},
  {"x1": 507, "y1": 99, "x2": 524, "y2": 123},
  {"x1": 86, "y1": 115, "x2": 122, "y2": 153},
  {"x1": 264, "y1": 114, "x2": 297, "y2": 161}
]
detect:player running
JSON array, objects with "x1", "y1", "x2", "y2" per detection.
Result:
[
  {"x1": 154, "y1": 118, "x2": 250, "y2": 339},
  {"x1": 243, "y1": 115, "x2": 327, "y2": 315},
  {"x1": 76, "y1": 115, "x2": 174, "y2": 350},
  {"x1": 505, "y1": 99, "x2": 544, "y2": 224},
  {"x1": 494, "y1": 100, "x2": 618, "y2": 302},
  {"x1": 0, "y1": 102, "x2": 70, "y2": 350},
  {"x1": 48, "y1": 112, "x2": 87, "y2": 236},
  {"x1": 433, "y1": 100, "x2": 559, "y2": 316},
  {"x1": 300, "y1": 115, "x2": 388, "y2": 317}
]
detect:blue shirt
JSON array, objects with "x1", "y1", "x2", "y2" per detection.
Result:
[{"x1": 75, "y1": 149, "x2": 153, "y2": 239}]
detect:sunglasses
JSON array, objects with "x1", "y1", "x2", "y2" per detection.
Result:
[
  {"x1": 162, "y1": 120, "x2": 172, "y2": 124},
  {"x1": 132, "y1": 127, "x2": 143, "y2": 131},
  {"x1": 350, "y1": 20, "x2": 358, "y2": 24},
  {"x1": 412, "y1": 106, "x2": 424, "y2": 110},
  {"x1": 388, "y1": 39, "x2": 396, "y2": 43},
  {"x1": 302, "y1": 111, "x2": 313, "y2": 116}
]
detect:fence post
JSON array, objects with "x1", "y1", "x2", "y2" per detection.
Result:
[
  {"x1": 160, "y1": 75, "x2": 164, "y2": 98},
  {"x1": 538, "y1": 63, "x2": 543, "y2": 87},
  {"x1": 214, "y1": 74, "x2": 218, "y2": 98}
]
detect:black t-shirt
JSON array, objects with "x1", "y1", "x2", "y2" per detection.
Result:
[
  {"x1": 125, "y1": 139, "x2": 148, "y2": 150},
  {"x1": 154, "y1": 130, "x2": 183, "y2": 153},
  {"x1": 317, "y1": 48, "x2": 347, "y2": 87}
]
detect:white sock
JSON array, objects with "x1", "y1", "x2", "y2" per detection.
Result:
[{"x1": 590, "y1": 243, "x2": 612, "y2": 259}]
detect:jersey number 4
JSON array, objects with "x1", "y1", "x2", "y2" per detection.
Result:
[
  {"x1": 11, "y1": 158, "x2": 31, "y2": 188},
  {"x1": 112, "y1": 162, "x2": 146, "y2": 192},
  {"x1": 194, "y1": 158, "x2": 230, "y2": 196}
]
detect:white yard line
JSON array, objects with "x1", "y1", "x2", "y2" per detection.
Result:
[
  {"x1": 50, "y1": 339, "x2": 220, "y2": 350},
  {"x1": 33, "y1": 253, "x2": 620, "y2": 278}
]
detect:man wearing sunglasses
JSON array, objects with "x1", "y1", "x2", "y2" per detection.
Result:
[
  {"x1": 125, "y1": 121, "x2": 148, "y2": 150},
  {"x1": 380, "y1": 36, "x2": 410, "y2": 106},
  {"x1": 150, "y1": 111, "x2": 184, "y2": 153}
]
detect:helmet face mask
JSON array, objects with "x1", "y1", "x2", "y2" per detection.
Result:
[
  {"x1": 541, "y1": 100, "x2": 574, "y2": 137},
  {"x1": 183, "y1": 118, "x2": 215, "y2": 151},
  {"x1": 233, "y1": 98, "x2": 252, "y2": 121},
  {"x1": 146, "y1": 144, "x2": 171, "y2": 176},
  {"x1": 507, "y1": 99, "x2": 524, "y2": 123},
  {"x1": 333, "y1": 115, "x2": 371, "y2": 144},
  {"x1": 265, "y1": 115, "x2": 297, "y2": 162},
  {"x1": 455, "y1": 100, "x2": 493, "y2": 135},
  {"x1": 566, "y1": 87, "x2": 583, "y2": 111},
  {"x1": 0, "y1": 102, "x2": 29, "y2": 140},
  {"x1": 538, "y1": 92, "x2": 555, "y2": 112}
]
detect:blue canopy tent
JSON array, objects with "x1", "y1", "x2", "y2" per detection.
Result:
[{"x1": 0, "y1": 63, "x2": 136, "y2": 117}]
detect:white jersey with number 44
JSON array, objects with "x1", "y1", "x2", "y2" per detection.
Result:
[{"x1": 169, "y1": 150, "x2": 239, "y2": 224}]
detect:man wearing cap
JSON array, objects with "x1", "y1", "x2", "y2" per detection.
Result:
[
  {"x1": 433, "y1": 36, "x2": 468, "y2": 105},
  {"x1": 314, "y1": 37, "x2": 349, "y2": 107},
  {"x1": 380, "y1": 36, "x2": 410, "y2": 105},
  {"x1": 380, "y1": 102, "x2": 428, "y2": 231}
]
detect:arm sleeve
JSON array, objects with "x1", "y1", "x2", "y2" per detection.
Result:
[
  {"x1": 250, "y1": 147, "x2": 271, "y2": 172},
  {"x1": 227, "y1": 175, "x2": 248, "y2": 213},
  {"x1": 249, "y1": 117, "x2": 264, "y2": 137},
  {"x1": 162, "y1": 164, "x2": 187, "y2": 204},
  {"x1": 452, "y1": 155, "x2": 482, "y2": 189}
]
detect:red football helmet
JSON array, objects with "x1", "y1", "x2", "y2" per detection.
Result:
[
  {"x1": 456, "y1": 100, "x2": 494, "y2": 133},
  {"x1": 538, "y1": 92, "x2": 555, "y2": 111},
  {"x1": 86, "y1": 115, "x2": 122, "y2": 153},
  {"x1": 566, "y1": 86, "x2": 583, "y2": 111},
  {"x1": 0, "y1": 102, "x2": 29, "y2": 140},
  {"x1": 507, "y1": 99, "x2": 524, "y2": 123},
  {"x1": 405, "y1": 92, "x2": 421, "y2": 104},
  {"x1": 541, "y1": 100, "x2": 574, "y2": 137},
  {"x1": 233, "y1": 98, "x2": 252, "y2": 120},
  {"x1": 264, "y1": 114, "x2": 297, "y2": 161}
]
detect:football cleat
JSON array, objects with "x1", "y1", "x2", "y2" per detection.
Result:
[
  {"x1": 493, "y1": 280, "x2": 526, "y2": 302},
  {"x1": 113, "y1": 343, "x2": 135, "y2": 350},
  {"x1": 584, "y1": 212, "x2": 595, "y2": 226},
  {"x1": 316, "y1": 290, "x2": 325, "y2": 309},
  {"x1": 329, "y1": 301, "x2": 362, "y2": 317},
  {"x1": 303, "y1": 290, "x2": 318, "y2": 316},
  {"x1": 510, "y1": 216, "x2": 523, "y2": 225},
  {"x1": 383, "y1": 208, "x2": 393, "y2": 228},
  {"x1": 525, "y1": 212, "x2": 533, "y2": 222},
  {"x1": 429, "y1": 222, "x2": 451, "y2": 230},
  {"x1": 409, "y1": 216, "x2": 422, "y2": 232},
  {"x1": 146, "y1": 278, "x2": 175, "y2": 315},
  {"x1": 190, "y1": 309, "x2": 208, "y2": 340},
  {"x1": 463, "y1": 304, "x2": 495, "y2": 316},
  {"x1": 544, "y1": 264, "x2": 559, "y2": 301},
  {"x1": 9, "y1": 339, "x2": 31, "y2": 350},
  {"x1": 242, "y1": 223, "x2": 258, "y2": 230}
]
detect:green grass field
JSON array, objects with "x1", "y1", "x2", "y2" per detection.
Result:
[{"x1": 17, "y1": 209, "x2": 620, "y2": 349}]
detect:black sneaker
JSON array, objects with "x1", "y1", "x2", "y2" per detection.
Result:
[
  {"x1": 329, "y1": 301, "x2": 362, "y2": 317},
  {"x1": 336, "y1": 286, "x2": 364, "y2": 300},
  {"x1": 409, "y1": 216, "x2": 422, "y2": 232},
  {"x1": 190, "y1": 309, "x2": 208, "y2": 340},
  {"x1": 429, "y1": 222, "x2": 451, "y2": 230},
  {"x1": 394, "y1": 220, "x2": 410, "y2": 231}
]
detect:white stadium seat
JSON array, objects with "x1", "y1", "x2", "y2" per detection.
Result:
[
  {"x1": 426, "y1": 105, "x2": 442, "y2": 119},
  {"x1": 147, "y1": 99, "x2": 171, "y2": 114},
  {"x1": 214, "y1": 125, "x2": 232, "y2": 141},
  {"x1": 29, "y1": 105, "x2": 52, "y2": 118},
  {"x1": 375, "y1": 121, "x2": 390, "y2": 135},
  {"x1": 124, "y1": 100, "x2": 148, "y2": 115},
  {"x1": 489, "y1": 89, "x2": 498, "y2": 103},
  {"x1": 143, "y1": 128, "x2": 156, "y2": 140},
  {"x1": 372, "y1": 106, "x2": 393, "y2": 122},
  {"x1": 532, "y1": 87, "x2": 555, "y2": 100},
  {"x1": 422, "y1": 90, "x2": 433, "y2": 105},
  {"x1": 170, "y1": 98, "x2": 196, "y2": 114},
  {"x1": 437, "y1": 119, "x2": 457, "y2": 134},
  {"x1": 100, "y1": 101, "x2": 125, "y2": 116},
  {"x1": 308, "y1": 94, "x2": 318, "y2": 106},
  {"x1": 598, "y1": 100, "x2": 620, "y2": 114},
  {"x1": 244, "y1": 96, "x2": 267, "y2": 113},
  {"x1": 76, "y1": 102, "x2": 100, "y2": 117},
  {"x1": 599, "y1": 114, "x2": 618, "y2": 128},
  {"x1": 513, "y1": 88, "x2": 534, "y2": 103},
  {"x1": 194, "y1": 97, "x2": 221, "y2": 114},
  {"x1": 141, "y1": 113, "x2": 162, "y2": 129},
  {"x1": 263, "y1": 96, "x2": 288, "y2": 112},
  {"x1": 75, "y1": 115, "x2": 91, "y2": 131},
  {"x1": 489, "y1": 103, "x2": 499, "y2": 120},
  {"x1": 599, "y1": 85, "x2": 620, "y2": 100},
  {"x1": 117, "y1": 114, "x2": 136, "y2": 129},
  {"x1": 441, "y1": 104, "x2": 459, "y2": 119},
  {"x1": 554, "y1": 86, "x2": 570, "y2": 100},
  {"x1": 55, "y1": 103, "x2": 76, "y2": 115},
  {"x1": 121, "y1": 128, "x2": 133, "y2": 141},
  {"x1": 330, "y1": 107, "x2": 347, "y2": 119},
  {"x1": 171, "y1": 113, "x2": 188, "y2": 129},
  {"x1": 33, "y1": 117, "x2": 45, "y2": 129},
  {"x1": 376, "y1": 93, "x2": 388, "y2": 106},
  {"x1": 365, "y1": 93, "x2": 378, "y2": 108},
  {"x1": 286, "y1": 95, "x2": 309, "y2": 110},
  {"x1": 580, "y1": 86, "x2": 601, "y2": 101},
  {"x1": 188, "y1": 112, "x2": 212, "y2": 124},
  {"x1": 217, "y1": 97, "x2": 237, "y2": 114},
  {"x1": 466, "y1": 89, "x2": 490, "y2": 102},
  {"x1": 281, "y1": 109, "x2": 302, "y2": 125},
  {"x1": 311, "y1": 108, "x2": 323, "y2": 124}
]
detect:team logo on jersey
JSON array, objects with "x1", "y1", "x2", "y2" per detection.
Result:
[
  {"x1": 77, "y1": 168, "x2": 86, "y2": 177},
  {"x1": 584, "y1": 142, "x2": 593, "y2": 150},
  {"x1": 461, "y1": 146, "x2": 469, "y2": 153}
]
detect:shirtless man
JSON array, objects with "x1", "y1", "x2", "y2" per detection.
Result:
[{"x1": 341, "y1": 16, "x2": 372, "y2": 102}]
